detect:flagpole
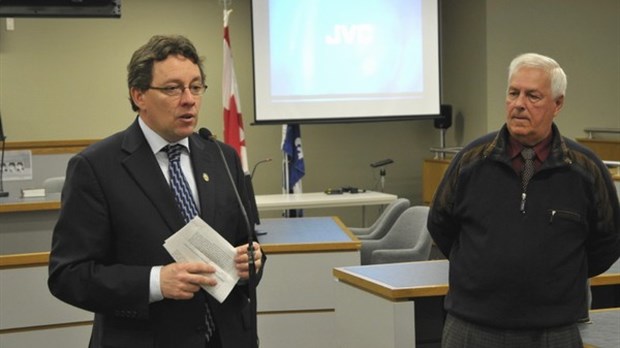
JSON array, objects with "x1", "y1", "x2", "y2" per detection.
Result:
[
  {"x1": 219, "y1": 0, "x2": 231, "y2": 11},
  {"x1": 282, "y1": 154, "x2": 290, "y2": 194},
  {"x1": 221, "y1": 4, "x2": 257, "y2": 348},
  {"x1": 282, "y1": 125, "x2": 290, "y2": 217}
]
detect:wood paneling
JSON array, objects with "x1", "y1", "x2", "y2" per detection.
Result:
[
  {"x1": 577, "y1": 138, "x2": 620, "y2": 161},
  {"x1": 5, "y1": 140, "x2": 97, "y2": 155},
  {"x1": 422, "y1": 159, "x2": 451, "y2": 205}
]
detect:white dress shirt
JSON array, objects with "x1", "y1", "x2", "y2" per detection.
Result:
[{"x1": 138, "y1": 117, "x2": 200, "y2": 303}]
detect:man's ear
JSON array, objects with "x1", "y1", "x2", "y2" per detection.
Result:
[
  {"x1": 553, "y1": 95, "x2": 564, "y2": 116},
  {"x1": 130, "y1": 87, "x2": 145, "y2": 110}
]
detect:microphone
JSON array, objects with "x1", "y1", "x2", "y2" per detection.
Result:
[
  {"x1": 0, "y1": 111, "x2": 8, "y2": 197},
  {"x1": 251, "y1": 158, "x2": 272, "y2": 179},
  {"x1": 198, "y1": 128, "x2": 254, "y2": 246},
  {"x1": 198, "y1": 127, "x2": 216, "y2": 141},
  {"x1": 370, "y1": 158, "x2": 394, "y2": 168},
  {"x1": 198, "y1": 128, "x2": 258, "y2": 348}
]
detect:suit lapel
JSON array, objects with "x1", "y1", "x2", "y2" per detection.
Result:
[
  {"x1": 189, "y1": 134, "x2": 217, "y2": 224},
  {"x1": 121, "y1": 120, "x2": 184, "y2": 232}
]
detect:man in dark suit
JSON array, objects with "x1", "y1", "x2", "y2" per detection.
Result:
[{"x1": 48, "y1": 35, "x2": 265, "y2": 348}]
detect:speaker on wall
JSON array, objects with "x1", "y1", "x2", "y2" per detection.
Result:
[{"x1": 434, "y1": 104, "x2": 452, "y2": 129}]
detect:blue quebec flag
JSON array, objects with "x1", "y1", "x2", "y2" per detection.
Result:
[{"x1": 281, "y1": 124, "x2": 305, "y2": 216}]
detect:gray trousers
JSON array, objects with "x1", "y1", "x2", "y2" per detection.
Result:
[{"x1": 442, "y1": 314, "x2": 583, "y2": 348}]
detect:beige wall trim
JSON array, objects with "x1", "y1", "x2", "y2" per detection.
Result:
[
  {"x1": 5, "y1": 140, "x2": 98, "y2": 155},
  {"x1": 257, "y1": 309, "x2": 335, "y2": 316},
  {"x1": 0, "y1": 320, "x2": 93, "y2": 335}
]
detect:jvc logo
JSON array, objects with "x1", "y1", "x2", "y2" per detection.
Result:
[{"x1": 325, "y1": 24, "x2": 375, "y2": 45}]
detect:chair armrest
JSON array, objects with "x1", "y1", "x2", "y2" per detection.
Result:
[
  {"x1": 360, "y1": 240, "x2": 385, "y2": 264},
  {"x1": 348, "y1": 227, "x2": 371, "y2": 236},
  {"x1": 370, "y1": 247, "x2": 431, "y2": 264}
]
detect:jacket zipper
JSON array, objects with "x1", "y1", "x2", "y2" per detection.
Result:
[
  {"x1": 548, "y1": 209, "x2": 581, "y2": 223},
  {"x1": 520, "y1": 192, "x2": 527, "y2": 213}
]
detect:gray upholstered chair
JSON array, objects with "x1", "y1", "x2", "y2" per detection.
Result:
[
  {"x1": 43, "y1": 176, "x2": 65, "y2": 194},
  {"x1": 360, "y1": 205, "x2": 432, "y2": 265},
  {"x1": 349, "y1": 198, "x2": 410, "y2": 240}
]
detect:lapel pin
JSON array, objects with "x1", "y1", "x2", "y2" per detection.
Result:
[{"x1": 203, "y1": 173, "x2": 209, "y2": 182}]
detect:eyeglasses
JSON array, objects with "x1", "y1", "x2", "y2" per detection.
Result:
[{"x1": 148, "y1": 84, "x2": 208, "y2": 97}]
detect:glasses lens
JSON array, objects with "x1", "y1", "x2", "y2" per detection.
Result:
[
  {"x1": 151, "y1": 85, "x2": 206, "y2": 96},
  {"x1": 189, "y1": 85, "x2": 206, "y2": 95},
  {"x1": 163, "y1": 86, "x2": 182, "y2": 96}
]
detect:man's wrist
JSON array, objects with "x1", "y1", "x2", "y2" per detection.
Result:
[{"x1": 149, "y1": 266, "x2": 164, "y2": 303}]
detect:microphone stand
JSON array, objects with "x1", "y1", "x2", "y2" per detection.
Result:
[
  {"x1": 370, "y1": 159, "x2": 393, "y2": 194},
  {"x1": 0, "y1": 136, "x2": 8, "y2": 198},
  {"x1": 203, "y1": 130, "x2": 258, "y2": 348},
  {"x1": 379, "y1": 167, "x2": 386, "y2": 193}
]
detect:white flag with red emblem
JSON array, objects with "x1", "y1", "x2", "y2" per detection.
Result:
[{"x1": 222, "y1": 9, "x2": 248, "y2": 173}]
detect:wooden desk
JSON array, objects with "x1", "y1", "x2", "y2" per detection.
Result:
[
  {"x1": 256, "y1": 216, "x2": 360, "y2": 348},
  {"x1": 0, "y1": 191, "x2": 397, "y2": 214},
  {"x1": 576, "y1": 138, "x2": 620, "y2": 161},
  {"x1": 0, "y1": 191, "x2": 394, "y2": 254},
  {"x1": 0, "y1": 195, "x2": 61, "y2": 213},
  {"x1": 255, "y1": 191, "x2": 397, "y2": 215},
  {"x1": 591, "y1": 259, "x2": 620, "y2": 287},
  {"x1": 421, "y1": 155, "x2": 620, "y2": 206},
  {"x1": 333, "y1": 259, "x2": 620, "y2": 348}
]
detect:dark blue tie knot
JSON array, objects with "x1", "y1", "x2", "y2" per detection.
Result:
[{"x1": 165, "y1": 144, "x2": 185, "y2": 163}]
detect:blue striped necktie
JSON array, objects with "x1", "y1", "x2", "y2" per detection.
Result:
[
  {"x1": 164, "y1": 144, "x2": 216, "y2": 341},
  {"x1": 165, "y1": 144, "x2": 198, "y2": 223}
]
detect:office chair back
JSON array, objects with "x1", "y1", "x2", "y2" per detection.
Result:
[
  {"x1": 360, "y1": 205, "x2": 433, "y2": 265},
  {"x1": 349, "y1": 198, "x2": 410, "y2": 240},
  {"x1": 43, "y1": 176, "x2": 65, "y2": 194}
]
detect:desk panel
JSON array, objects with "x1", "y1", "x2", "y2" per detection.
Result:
[
  {"x1": 257, "y1": 217, "x2": 360, "y2": 311},
  {"x1": 0, "y1": 210, "x2": 59, "y2": 254},
  {"x1": 1, "y1": 216, "x2": 361, "y2": 348},
  {"x1": 256, "y1": 216, "x2": 361, "y2": 348},
  {"x1": 580, "y1": 308, "x2": 620, "y2": 348},
  {"x1": 334, "y1": 259, "x2": 620, "y2": 348}
]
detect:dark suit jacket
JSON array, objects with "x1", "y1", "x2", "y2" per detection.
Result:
[{"x1": 48, "y1": 119, "x2": 264, "y2": 348}]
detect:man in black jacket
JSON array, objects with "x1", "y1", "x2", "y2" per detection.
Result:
[
  {"x1": 428, "y1": 53, "x2": 620, "y2": 348},
  {"x1": 48, "y1": 35, "x2": 265, "y2": 348}
]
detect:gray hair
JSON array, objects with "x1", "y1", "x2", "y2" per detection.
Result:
[{"x1": 508, "y1": 53, "x2": 567, "y2": 99}]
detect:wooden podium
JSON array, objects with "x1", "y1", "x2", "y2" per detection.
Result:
[{"x1": 422, "y1": 159, "x2": 451, "y2": 205}]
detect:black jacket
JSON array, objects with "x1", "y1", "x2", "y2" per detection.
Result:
[{"x1": 428, "y1": 123, "x2": 620, "y2": 329}]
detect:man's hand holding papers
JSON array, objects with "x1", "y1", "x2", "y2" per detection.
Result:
[{"x1": 163, "y1": 217, "x2": 241, "y2": 303}]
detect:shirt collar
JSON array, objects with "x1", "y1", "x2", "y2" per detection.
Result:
[
  {"x1": 508, "y1": 132, "x2": 553, "y2": 162},
  {"x1": 138, "y1": 116, "x2": 190, "y2": 154}
]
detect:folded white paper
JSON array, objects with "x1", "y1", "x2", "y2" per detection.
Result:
[{"x1": 163, "y1": 217, "x2": 240, "y2": 303}]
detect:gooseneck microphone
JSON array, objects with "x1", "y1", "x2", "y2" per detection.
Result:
[
  {"x1": 250, "y1": 158, "x2": 272, "y2": 180},
  {"x1": 198, "y1": 128, "x2": 258, "y2": 348}
]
